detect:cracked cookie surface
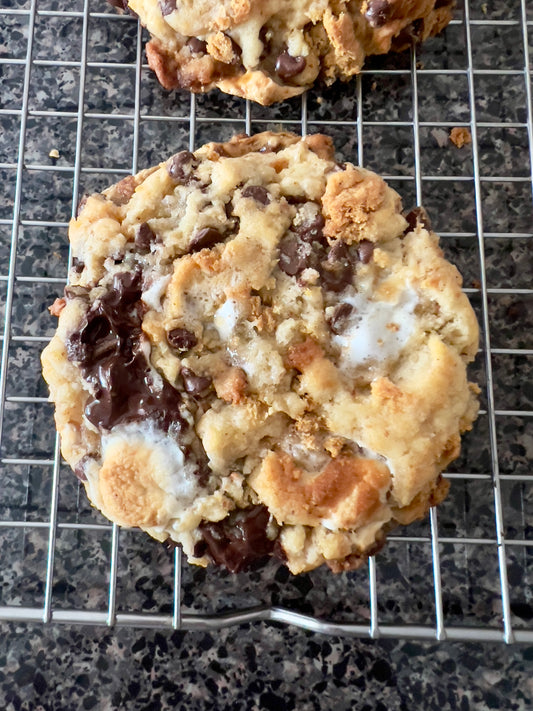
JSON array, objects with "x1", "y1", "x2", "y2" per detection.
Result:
[
  {"x1": 121, "y1": 0, "x2": 454, "y2": 105},
  {"x1": 42, "y1": 131, "x2": 479, "y2": 574}
]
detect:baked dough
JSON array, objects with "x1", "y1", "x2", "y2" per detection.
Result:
[
  {"x1": 120, "y1": 0, "x2": 455, "y2": 105},
  {"x1": 42, "y1": 131, "x2": 479, "y2": 574}
]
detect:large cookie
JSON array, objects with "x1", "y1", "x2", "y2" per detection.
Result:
[
  {"x1": 42, "y1": 131, "x2": 479, "y2": 574},
  {"x1": 122, "y1": 0, "x2": 454, "y2": 105}
]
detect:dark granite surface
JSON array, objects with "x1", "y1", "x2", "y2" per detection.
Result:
[{"x1": 0, "y1": 0, "x2": 532, "y2": 706}]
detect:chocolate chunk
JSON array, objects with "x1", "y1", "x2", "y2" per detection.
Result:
[
  {"x1": 186, "y1": 37, "x2": 207, "y2": 55},
  {"x1": 328, "y1": 302, "x2": 354, "y2": 334},
  {"x1": 364, "y1": 0, "x2": 392, "y2": 28},
  {"x1": 357, "y1": 239, "x2": 375, "y2": 264},
  {"x1": 294, "y1": 213, "x2": 326, "y2": 244},
  {"x1": 404, "y1": 206, "x2": 432, "y2": 234},
  {"x1": 189, "y1": 227, "x2": 225, "y2": 252},
  {"x1": 275, "y1": 51, "x2": 306, "y2": 81},
  {"x1": 167, "y1": 151, "x2": 197, "y2": 183},
  {"x1": 135, "y1": 222, "x2": 157, "y2": 253},
  {"x1": 158, "y1": 0, "x2": 176, "y2": 16},
  {"x1": 197, "y1": 505, "x2": 277, "y2": 573},
  {"x1": 167, "y1": 327, "x2": 197, "y2": 352},
  {"x1": 241, "y1": 185, "x2": 270, "y2": 206},
  {"x1": 181, "y1": 367, "x2": 212, "y2": 397},
  {"x1": 320, "y1": 241, "x2": 354, "y2": 292}
]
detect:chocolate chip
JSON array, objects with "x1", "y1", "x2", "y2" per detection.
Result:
[
  {"x1": 328, "y1": 302, "x2": 354, "y2": 335},
  {"x1": 167, "y1": 151, "x2": 197, "y2": 183},
  {"x1": 198, "y1": 505, "x2": 277, "y2": 573},
  {"x1": 167, "y1": 328, "x2": 197, "y2": 352},
  {"x1": 135, "y1": 222, "x2": 157, "y2": 253},
  {"x1": 364, "y1": 0, "x2": 392, "y2": 27},
  {"x1": 186, "y1": 37, "x2": 207, "y2": 55},
  {"x1": 357, "y1": 239, "x2": 375, "y2": 264},
  {"x1": 404, "y1": 206, "x2": 432, "y2": 234},
  {"x1": 278, "y1": 235, "x2": 316, "y2": 277},
  {"x1": 181, "y1": 367, "x2": 212, "y2": 397},
  {"x1": 320, "y1": 241, "x2": 354, "y2": 292},
  {"x1": 241, "y1": 185, "x2": 270, "y2": 206},
  {"x1": 275, "y1": 51, "x2": 306, "y2": 81},
  {"x1": 158, "y1": 0, "x2": 176, "y2": 16},
  {"x1": 189, "y1": 227, "x2": 225, "y2": 252},
  {"x1": 71, "y1": 257, "x2": 84, "y2": 274},
  {"x1": 294, "y1": 213, "x2": 326, "y2": 244}
]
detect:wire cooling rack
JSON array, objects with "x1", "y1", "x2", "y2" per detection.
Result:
[{"x1": 0, "y1": 0, "x2": 531, "y2": 643}]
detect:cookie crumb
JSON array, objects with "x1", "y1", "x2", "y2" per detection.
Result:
[{"x1": 450, "y1": 127, "x2": 472, "y2": 149}]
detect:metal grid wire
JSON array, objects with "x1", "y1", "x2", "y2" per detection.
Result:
[{"x1": 0, "y1": 0, "x2": 532, "y2": 642}]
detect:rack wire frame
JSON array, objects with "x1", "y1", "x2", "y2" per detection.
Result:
[{"x1": 0, "y1": 0, "x2": 532, "y2": 642}]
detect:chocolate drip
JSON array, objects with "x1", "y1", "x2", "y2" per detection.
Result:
[
  {"x1": 65, "y1": 272, "x2": 186, "y2": 433},
  {"x1": 195, "y1": 505, "x2": 277, "y2": 573}
]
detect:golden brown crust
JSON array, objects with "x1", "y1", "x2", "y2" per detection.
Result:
[{"x1": 128, "y1": 0, "x2": 455, "y2": 105}]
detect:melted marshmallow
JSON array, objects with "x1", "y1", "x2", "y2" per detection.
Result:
[
  {"x1": 101, "y1": 421, "x2": 201, "y2": 505},
  {"x1": 213, "y1": 299, "x2": 241, "y2": 341},
  {"x1": 333, "y1": 287, "x2": 419, "y2": 370}
]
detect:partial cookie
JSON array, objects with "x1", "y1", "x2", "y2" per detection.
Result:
[
  {"x1": 121, "y1": 0, "x2": 454, "y2": 105},
  {"x1": 42, "y1": 131, "x2": 479, "y2": 575}
]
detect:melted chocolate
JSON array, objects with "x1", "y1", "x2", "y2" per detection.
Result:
[
  {"x1": 195, "y1": 505, "x2": 277, "y2": 573},
  {"x1": 65, "y1": 272, "x2": 186, "y2": 433}
]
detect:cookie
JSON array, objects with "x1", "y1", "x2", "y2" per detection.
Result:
[
  {"x1": 122, "y1": 0, "x2": 454, "y2": 105},
  {"x1": 42, "y1": 131, "x2": 479, "y2": 575}
]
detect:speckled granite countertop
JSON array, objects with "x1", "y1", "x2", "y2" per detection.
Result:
[{"x1": 0, "y1": 0, "x2": 532, "y2": 707}]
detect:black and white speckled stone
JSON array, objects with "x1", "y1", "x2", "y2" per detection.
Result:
[{"x1": 0, "y1": 0, "x2": 532, "y2": 703}]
